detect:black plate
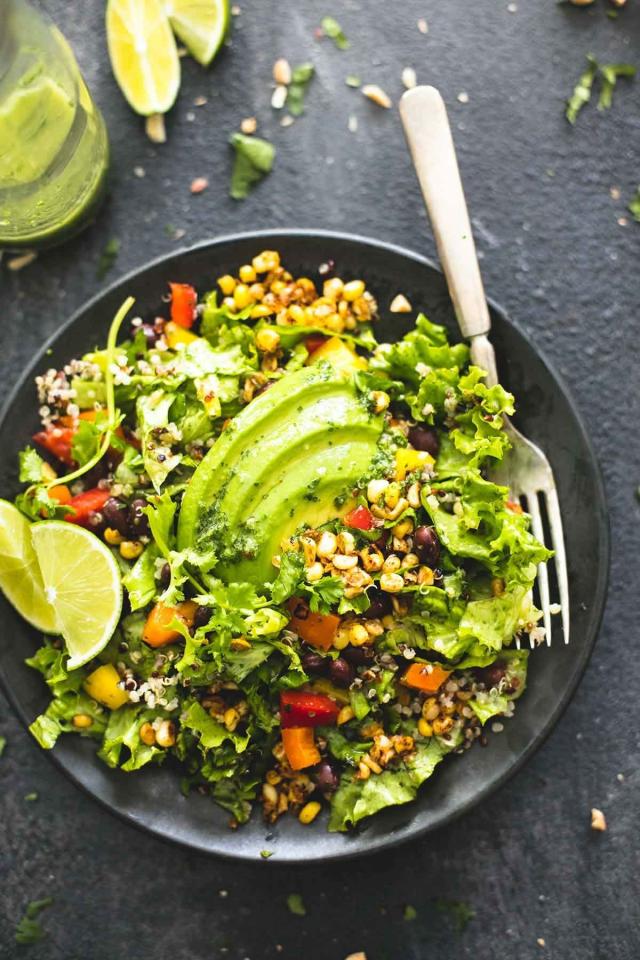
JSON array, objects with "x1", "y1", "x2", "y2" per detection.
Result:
[{"x1": 0, "y1": 231, "x2": 609, "y2": 863}]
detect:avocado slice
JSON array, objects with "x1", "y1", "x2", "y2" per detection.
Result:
[{"x1": 177, "y1": 363, "x2": 383, "y2": 585}]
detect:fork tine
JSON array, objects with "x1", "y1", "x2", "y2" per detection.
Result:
[
  {"x1": 527, "y1": 494, "x2": 552, "y2": 648},
  {"x1": 544, "y1": 486, "x2": 570, "y2": 645}
]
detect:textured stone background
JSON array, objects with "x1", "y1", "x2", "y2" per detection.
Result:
[{"x1": 1, "y1": 1, "x2": 639, "y2": 957}]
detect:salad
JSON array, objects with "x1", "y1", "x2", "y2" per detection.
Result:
[{"x1": 0, "y1": 250, "x2": 552, "y2": 833}]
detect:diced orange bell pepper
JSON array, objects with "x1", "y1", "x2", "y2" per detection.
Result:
[
  {"x1": 506, "y1": 500, "x2": 523, "y2": 515},
  {"x1": 282, "y1": 726, "x2": 321, "y2": 771},
  {"x1": 48, "y1": 484, "x2": 72, "y2": 505},
  {"x1": 287, "y1": 599, "x2": 340, "y2": 651},
  {"x1": 142, "y1": 601, "x2": 199, "y2": 648},
  {"x1": 402, "y1": 662, "x2": 451, "y2": 693}
]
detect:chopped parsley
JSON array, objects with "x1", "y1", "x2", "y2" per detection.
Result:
[
  {"x1": 229, "y1": 133, "x2": 275, "y2": 200},
  {"x1": 321, "y1": 16, "x2": 350, "y2": 50},
  {"x1": 15, "y1": 898, "x2": 53, "y2": 944},
  {"x1": 0, "y1": 735, "x2": 6, "y2": 757},
  {"x1": 24, "y1": 792, "x2": 38, "y2": 802},
  {"x1": 260, "y1": 849, "x2": 273, "y2": 859},
  {"x1": 403, "y1": 904, "x2": 417, "y2": 921},
  {"x1": 345, "y1": 74, "x2": 361, "y2": 88},
  {"x1": 629, "y1": 187, "x2": 640, "y2": 222},
  {"x1": 286, "y1": 893, "x2": 306, "y2": 916}
]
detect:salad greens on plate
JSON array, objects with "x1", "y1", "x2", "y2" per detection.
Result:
[{"x1": 0, "y1": 250, "x2": 552, "y2": 832}]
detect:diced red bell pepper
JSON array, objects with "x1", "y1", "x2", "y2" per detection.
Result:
[
  {"x1": 64, "y1": 488, "x2": 112, "y2": 526},
  {"x1": 304, "y1": 334, "x2": 327, "y2": 355},
  {"x1": 343, "y1": 504, "x2": 374, "y2": 531},
  {"x1": 32, "y1": 425, "x2": 75, "y2": 466},
  {"x1": 506, "y1": 500, "x2": 523, "y2": 515},
  {"x1": 169, "y1": 283, "x2": 198, "y2": 329},
  {"x1": 280, "y1": 690, "x2": 341, "y2": 729}
]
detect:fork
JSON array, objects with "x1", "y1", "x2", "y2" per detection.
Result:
[{"x1": 399, "y1": 85, "x2": 569, "y2": 647}]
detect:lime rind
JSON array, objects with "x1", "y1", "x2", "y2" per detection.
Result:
[{"x1": 30, "y1": 521, "x2": 123, "y2": 670}]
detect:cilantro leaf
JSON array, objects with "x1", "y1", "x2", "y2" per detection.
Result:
[
  {"x1": 629, "y1": 186, "x2": 640, "y2": 222},
  {"x1": 229, "y1": 133, "x2": 275, "y2": 200},
  {"x1": 18, "y1": 447, "x2": 46, "y2": 483},
  {"x1": 436, "y1": 898, "x2": 476, "y2": 933},
  {"x1": 306, "y1": 575, "x2": 344, "y2": 613},
  {"x1": 404, "y1": 904, "x2": 417, "y2": 921},
  {"x1": 287, "y1": 63, "x2": 315, "y2": 116},
  {"x1": 0, "y1": 735, "x2": 6, "y2": 756},
  {"x1": 270, "y1": 551, "x2": 305, "y2": 605},
  {"x1": 321, "y1": 16, "x2": 350, "y2": 50},
  {"x1": 15, "y1": 898, "x2": 53, "y2": 944},
  {"x1": 286, "y1": 893, "x2": 306, "y2": 916}
]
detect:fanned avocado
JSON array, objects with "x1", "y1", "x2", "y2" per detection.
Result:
[{"x1": 177, "y1": 363, "x2": 383, "y2": 585}]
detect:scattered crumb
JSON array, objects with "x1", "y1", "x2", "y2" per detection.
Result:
[
  {"x1": 362, "y1": 84, "x2": 392, "y2": 108},
  {"x1": 7, "y1": 250, "x2": 37, "y2": 271},
  {"x1": 133, "y1": 165, "x2": 146, "y2": 178},
  {"x1": 240, "y1": 116, "x2": 257, "y2": 134},
  {"x1": 537, "y1": 939, "x2": 546, "y2": 948},
  {"x1": 190, "y1": 177, "x2": 209, "y2": 194},
  {"x1": 508, "y1": 2, "x2": 518, "y2": 11},
  {"x1": 491, "y1": 721, "x2": 504, "y2": 733},
  {"x1": 271, "y1": 85, "x2": 287, "y2": 110},
  {"x1": 145, "y1": 113, "x2": 166, "y2": 143},
  {"x1": 231, "y1": 3, "x2": 240, "y2": 14},
  {"x1": 617, "y1": 773, "x2": 625, "y2": 782},
  {"x1": 348, "y1": 114, "x2": 358, "y2": 133},
  {"x1": 280, "y1": 114, "x2": 295, "y2": 127},
  {"x1": 276, "y1": 947, "x2": 283, "y2": 954},
  {"x1": 273, "y1": 58, "x2": 292, "y2": 86},
  {"x1": 610, "y1": 186, "x2": 621, "y2": 200},
  {"x1": 402, "y1": 67, "x2": 417, "y2": 90},
  {"x1": 173, "y1": 228, "x2": 186, "y2": 240},
  {"x1": 617, "y1": 216, "x2": 628, "y2": 227},
  {"x1": 390, "y1": 293, "x2": 412, "y2": 313},
  {"x1": 591, "y1": 807, "x2": 607, "y2": 832},
  {"x1": 457, "y1": 91, "x2": 469, "y2": 104},
  {"x1": 193, "y1": 95, "x2": 208, "y2": 107},
  {"x1": 185, "y1": 111, "x2": 196, "y2": 122},
  {"x1": 417, "y1": 18, "x2": 428, "y2": 34},
  {"x1": 345, "y1": 954, "x2": 367, "y2": 960},
  {"x1": 177, "y1": 46, "x2": 188, "y2": 57}
]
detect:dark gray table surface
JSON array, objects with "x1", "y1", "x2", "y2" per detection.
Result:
[{"x1": 1, "y1": 1, "x2": 639, "y2": 957}]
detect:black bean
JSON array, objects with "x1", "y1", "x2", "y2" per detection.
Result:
[
  {"x1": 363, "y1": 587, "x2": 391, "y2": 619},
  {"x1": 128, "y1": 497, "x2": 150, "y2": 536},
  {"x1": 313, "y1": 761, "x2": 339, "y2": 795},
  {"x1": 159, "y1": 562, "x2": 171, "y2": 588},
  {"x1": 102, "y1": 497, "x2": 130, "y2": 535},
  {"x1": 408, "y1": 424, "x2": 439, "y2": 457},
  {"x1": 477, "y1": 662, "x2": 506, "y2": 689},
  {"x1": 193, "y1": 606, "x2": 212, "y2": 629},
  {"x1": 414, "y1": 526, "x2": 440, "y2": 566},
  {"x1": 342, "y1": 646, "x2": 374, "y2": 666},
  {"x1": 328, "y1": 658, "x2": 354, "y2": 688},
  {"x1": 301, "y1": 651, "x2": 327, "y2": 676}
]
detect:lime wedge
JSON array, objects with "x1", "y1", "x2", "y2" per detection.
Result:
[
  {"x1": 0, "y1": 501, "x2": 58, "y2": 634},
  {"x1": 30, "y1": 521, "x2": 122, "y2": 670},
  {"x1": 164, "y1": 0, "x2": 229, "y2": 66},
  {"x1": 106, "y1": 0, "x2": 180, "y2": 115}
]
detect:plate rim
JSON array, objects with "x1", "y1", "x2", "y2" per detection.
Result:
[{"x1": 0, "y1": 228, "x2": 610, "y2": 863}]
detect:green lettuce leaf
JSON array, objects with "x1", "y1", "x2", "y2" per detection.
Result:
[
  {"x1": 122, "y1": 543, "x2": 160, "y2": 611},
  {"x1": 98, "y1": 704, "x2": 166, "y2": 771}
]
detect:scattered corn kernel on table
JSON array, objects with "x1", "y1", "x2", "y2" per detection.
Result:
[{"x1": 1, "y1": 1, "x2": 639, "y2": 958}]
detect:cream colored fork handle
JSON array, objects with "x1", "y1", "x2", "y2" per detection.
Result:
[{"x1": 399, "y1": 86, "x2": 491, "y2": 342}]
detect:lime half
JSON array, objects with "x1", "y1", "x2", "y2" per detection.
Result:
[
  {"x1": 31, "y1": 521, "x2": 122, "y2": 670},
  {"x1": 106, "y1": 0, "x2": 181, "y2": 115},
  {"x1": 165, "y1": 0, "x2": 229, "y2": 66},
  {"x1": 0, "y1": 500, "x2": 58, "y2": 634}
]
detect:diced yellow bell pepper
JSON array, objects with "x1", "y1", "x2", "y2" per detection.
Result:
[
  {"x1": 83, "y1": 663, "x2": 129, "y2": 710},
  {"x1": 165, "y1": 321, "x2": 199, "y2": 349},
  {"x1": 308, "y1": 336, "x2": 368, "y2": 374},
  {"x1": 395, "y1": 448, "x2": 434, "y2": 481},
  {"x1": 195, "y1": 375, "x2": 222, "y2": 418}
]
